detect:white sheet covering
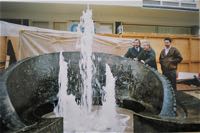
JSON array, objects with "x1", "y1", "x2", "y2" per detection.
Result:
[{"x1": 1, "y1": 21, "x2": 134, "y2": 60}]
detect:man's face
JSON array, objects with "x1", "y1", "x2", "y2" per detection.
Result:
[
  {"x1": 132, "y1": 41, "x2": 135, "y2": 47},
  {"x1": 164, "y1": 40, "x2": 171, "y2": 48},
  {"x1": 134, "y1": 40, "x2": 140, "y2": 48},
  {"x1": 143, "y1": 43, "x2": 149, "y2": 51}
]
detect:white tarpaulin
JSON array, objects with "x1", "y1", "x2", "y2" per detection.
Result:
[
  {"x1": 0, "y1": 21, "x2": 134, "y2": 60},
  {"x1": 19, "y1": 30, "x2": 133, "y2": 60},
  {"x1": 0, "y1": 21, "x2": 72, "y2": 37}
]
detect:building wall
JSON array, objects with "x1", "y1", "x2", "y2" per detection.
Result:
[{"x1": 0, "y1": 2, "x2": 199, "y2": 35}]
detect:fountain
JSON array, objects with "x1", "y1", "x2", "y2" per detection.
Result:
[
  {"x1": 53, "y1": 8, "x2": 130, "y2": 132},
  {"x1": 77, "y1": 7, "x2": 94, "y2": 113},
  {"x1": 1, "y1": 6, "x2": 200, "y2": 133},
  {"x1": 53, "y1": 51, "x2": 130, "y2": 132}
]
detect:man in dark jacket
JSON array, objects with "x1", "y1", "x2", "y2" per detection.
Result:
[
  {"x1": 124, "y1": 39, "x2": 144, "y2": 59},
  {"x1": 159, "y1": 37, "x2": 183, "y2": 91},
  {"x1": 137, "y1": 40, "x2": 157, "y2": 70}
]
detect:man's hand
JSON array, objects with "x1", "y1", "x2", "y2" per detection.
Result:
[{"x1": 141, "y1": 60, "x2": 145, "y2": 64}]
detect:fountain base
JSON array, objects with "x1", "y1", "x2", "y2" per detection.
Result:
[
  {"x1": 3, "y1": 118, "x2": 63, "y2": 133},
  {"x1": 43, "y1": 106, "x2": 133, "y2": 133}
]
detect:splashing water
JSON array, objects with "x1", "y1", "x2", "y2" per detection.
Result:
[
  {"x1": 54, "y1": 54, "x2": 129, "y2": 132},
  {"x1": 101, "y1": 64, "x2": 118, "y2": 125},
  {"x1": 54, "y1": 7, "x2": 130, "y2": 133},
  {"x1": 54, "y1": 52, "x2": 80, "y2": 118},
  {"x1": 78, "y1": 7, "x2": 95, "y2": 113},
  {"x1": 54, "y1": 51, "x2": 69, "y2": 117},
  {"x1": 97, "y1": 64, "x2": 129, "y2": 132}
]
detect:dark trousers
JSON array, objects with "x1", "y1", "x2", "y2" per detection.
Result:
[{"x1": 163, "y1": 70, "x2": 177, "y2": 91}]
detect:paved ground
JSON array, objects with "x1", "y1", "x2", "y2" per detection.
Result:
[
  {"x1": 177, "y1": 83, "x2": 200, "y2": 100},
  {"x1": 177, "y1": 83, "x2": 200, "y2": 91}
]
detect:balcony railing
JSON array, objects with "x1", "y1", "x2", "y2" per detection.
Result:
[{"x1": 143, "y1": 0, "x2": 199, "y2": 11}]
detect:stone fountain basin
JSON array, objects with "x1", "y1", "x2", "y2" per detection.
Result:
[{"x1": 0, "y1": 52, "x2": 177, "y2": 132}]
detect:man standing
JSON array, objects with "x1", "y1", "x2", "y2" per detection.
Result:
[
  {"x1": 159, "y1": 37, "x2": 183, "y2": 91},
  {"x1": 137, "y1": 40, "x2": 157, "y2": 70},
  {"x1": 124, "y1": 39, "x2": 144, "y2": 59}
]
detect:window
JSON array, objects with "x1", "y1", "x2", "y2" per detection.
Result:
[
  {"x1": 32, "y1": 21, "x2": 49, "y2": 29},
  {"x1": 54, "y1": 22, "x2": 68, "y2": 31},
  {"x1": 123, "y1": 24, "x2": 156, "y2": 33},
  {"x1": 95, "y1": 23, "x2": 113, "y2": 34}
]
